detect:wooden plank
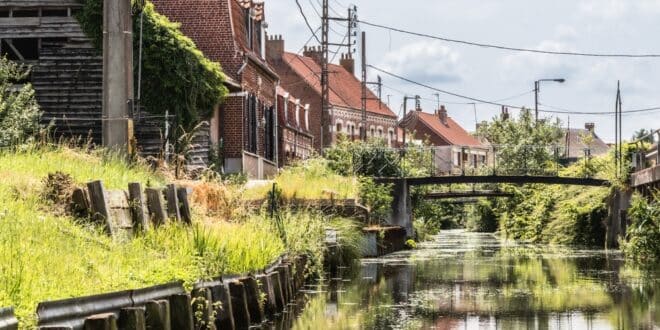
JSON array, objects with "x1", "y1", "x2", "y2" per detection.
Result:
[
  {"x1": 165, "y1": 184, "x2": 181, "y2": 222},
  {"x1": 86, "y1": 180, "x2": 111, "y2": 234},
  {"x1": 145, "y1": 188, "x2": 167, "y2": 227},
  {"x1": 128, "y1": 183, "x2": 150, "y2": 232},
  {"x1": 71, "y1": 187, "x2": 90, "y2": 217},
  {"x1": 176, "y1": 187, "x2": 192, "y2": 225},
  {"x1": 84, "y1": 313, "x2": 117, "y2": 330}
]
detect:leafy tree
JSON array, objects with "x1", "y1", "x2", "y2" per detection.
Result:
[
  {"x1": 0, "y1": 57, "x2": 41, "y2": 146},
  {"x1": 477, "y1": 109, "x2": 563, "y2": 175},
  {"x1": 632, "y1": 129, "x2": 655, "y2": 144}
]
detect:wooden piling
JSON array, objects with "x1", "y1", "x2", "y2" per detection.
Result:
[
  {"x1": 256, "y1": 274, "x2": 277, "y2": 316},
  {"x1": 118, "y1": 307, "x2": 146, "y2": 330},
  {"x1": 144, "y1": 300, "x2": 170, "y2": 330},
  {"x1": 145, "y1": 188, "x2": 167, "y2": 226},
  {"x1": 128, "y1": 183, "x2": 149, "y2": 232},
  {"x1": 176, "y1": 187, "x2": 192, "y2": 224},
  {"x1": 227, "y1": 281, "x2": 251, "y2": 329},
  {"x1": 84, "y1": 313, "x2": 118, "y2": 330},
  {"x1": 165, "y1": 184, "x2": 181, "y2": 222},
  {"x1": 191, "y1": 288, "x2": 215, "y2": 330},
  {"x1": 209, "y1": 283, "x2": 235, "y2": 330},
  {"x1": 167, "y1": 294, "x2": 193, "y2": 330},
  {"x1": 267, "y1": 271, "x2": 285, "y2": 313},
  {"x1": 71, "y1": 187, "x2": 90, "y2": 217},
  {"x1": 239, "y1": 277, "x2": 264, "y2": 324},
  {"x1": 87, "y1": 181, "x2": 112, "y2": 233}
]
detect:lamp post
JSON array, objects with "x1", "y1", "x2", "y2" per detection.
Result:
[{"x1": 535, "y1": 78, "x2": 565, "y2": 121}]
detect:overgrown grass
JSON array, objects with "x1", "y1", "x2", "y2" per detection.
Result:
[
  {"x1": 243, "y1": 158, "x2": 359, "y2": 200},
  {"x1": 0, "y1": 145, "x2": 342, "y2": 327}
]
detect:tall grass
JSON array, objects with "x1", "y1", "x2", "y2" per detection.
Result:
[{"x1": 243, "y1": 158, "x2": 359, "y2": 200}]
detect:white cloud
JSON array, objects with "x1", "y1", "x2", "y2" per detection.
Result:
[
  {"x1": 377, "y1": 41, "x2": 464, "y2": 84},
  {"x1": 579, "y1": 0, "x2": 629, "y2": 19}
]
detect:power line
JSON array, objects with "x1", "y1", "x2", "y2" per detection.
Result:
[
  {"x1": 295, "y1": 0, "x2": 322, "y2": 44},
  {"x1": 359, "y1": 20, "x2": 660, "y2": 58},
  {"x1": 308, "y1": 0, "x2": 346, "y2": 36},
  {"x1": 369, "y1": 64, "x2": 660, "y2": 116}
]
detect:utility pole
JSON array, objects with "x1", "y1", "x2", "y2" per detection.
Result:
[
  {"x1": 534, "y1": 80, "x2": 539, "y2": 122},
  {"x1": 360, "y1": 31, "x2": 367, "y2": 141},
  {"x1": 103, "y1": 0, "x2": 134, "y2": 154},
  {"x1": 321, "y1": 0, "x2": 330, "y2": 151}
]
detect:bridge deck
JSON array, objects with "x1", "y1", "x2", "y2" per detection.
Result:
[{"x1": 376, "y1": 175, "x2": 610, "y2": 187}]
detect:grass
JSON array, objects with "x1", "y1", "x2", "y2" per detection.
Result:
[
  {"x1": 243, "y1": 158, "x2": 359, "y2": 200},
  {"x1": 0, "y1": 145, "x2": 343, "y2": 328}
]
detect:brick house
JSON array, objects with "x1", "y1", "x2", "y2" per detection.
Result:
[
  {"x1": 266, "y1": 36, "x2": 399, "y2": 151},
  {"x1": 152, "y1": 0, "x2": 280, "y2": 179},
  {"x1": 400, "y1": 105, "x2": 490, "y2": 175},
  {"x1": 277, "y1": 86, "x2": 314, "y2": 167},
  {"x1": 562, "y1": 123, "x2": 610, "y2": 163}
]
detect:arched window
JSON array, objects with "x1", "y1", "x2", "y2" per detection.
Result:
[{"x1": 336, "y1": 123, "x2": 342, "y2": 134}]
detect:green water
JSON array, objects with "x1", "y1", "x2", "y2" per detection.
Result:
[{"x1": 287, "y1": 230, "x2": 659, "y2": 329}]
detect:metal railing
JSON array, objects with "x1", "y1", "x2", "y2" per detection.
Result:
[
  {"x1": 631, "y1": 129, "x2": 659, "y2": 172},
  {"x1": 349, "y1": 144, "x2": 585, "y2": 178}
]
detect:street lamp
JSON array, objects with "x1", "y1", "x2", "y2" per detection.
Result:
[{"x1": 535, "y1": 78, "x2": 565, "y2": 121}]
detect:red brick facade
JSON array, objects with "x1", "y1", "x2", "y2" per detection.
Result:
[
  {"x1": 152, "y1": 0, "x2": 280, "y2": 178},
  {"x1": 267, "y1": 36, "x2": 399, "y2": 151}
]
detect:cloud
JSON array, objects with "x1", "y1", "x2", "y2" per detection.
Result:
[
  {"x1": 500, "y1": 40, "x2": 581, "y2": 81},
  {"x1": 377, "y1": 41, "x2": 464, "y2": 85},
  {"x1": 579, "y1": 0, "x2": 629, "y2": 19}
]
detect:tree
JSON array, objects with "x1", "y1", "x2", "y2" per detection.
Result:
[
  {"x1": 0, "y1": 57, "x2": 41, "y2": 147},
  {"x1": 477, "y1": 109, "x2": 563, "y2": 175},
  {"x1": 632, "y1": 129, "x2": 655, "y2": 144}
]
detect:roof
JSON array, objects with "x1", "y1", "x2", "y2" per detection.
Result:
[
  {"x1": 563, "y1": 128, "x2": 610, "y2": 158},
  {"x1": 405, "y1": 110, "x2": 483, "y2": 146},
  {"x1": 280, "y1": 52, "x2": 397, "y2": 118}
]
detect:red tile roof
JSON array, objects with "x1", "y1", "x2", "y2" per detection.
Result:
[
  {"x1": 281, "y1": 52, "x2": 397, "y2": 118},
  {"x1": 406, "y1": 110, "x2": 483, "y2": 146}
]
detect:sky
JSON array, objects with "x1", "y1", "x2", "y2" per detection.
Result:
[{"x1": 266, "y1": 0, "x2": 660, "y2": 143}]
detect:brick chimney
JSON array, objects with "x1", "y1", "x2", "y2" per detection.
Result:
[
  {"x1": 438, "y1": 105, "x2": 448, "y2": 125},
  {"x1": 585, "y1": 122, "x2": 595, "y2": 133},
  {"x1": 501, "y1": 106, "x2": 510, "y2": 121},
  {"x1": 302, "y1": 45, "x2": 323, "y2": 65},
  {"x1": 266, "y1": 34, "x2": 284, "y2": 61},
  {"x1": 339, "y1": 53, "x2": 354, "y2": 74}
]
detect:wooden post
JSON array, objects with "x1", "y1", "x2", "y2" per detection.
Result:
[
  {"x1": 145, "y1": 188, "x2": 167, "y2": 226},
  {"x1": 128, "y1": 183, "x2": 149, "y2": 232},
  {"x1": 239, "y1": 277, "x2": 264, "y2": 324},
  {"x1": 144, "y1": 300, "x2": 171, "y2": 330},
  {"x1": 84, "y1": 313, "x2": 118, "y2": 330},
  {"x1": 227, "y1": 281, "x2": 251, "y2": 328},
  {"x1": 209, "y1": 283, "x2": 235, "y2": 330},
  {"x1": 256, "y1": 274, "x2": 277, "y2": 316},
  {"x1": 267, "y1": 271, "x2": 285, "y2": 312},
  {"x1": 71, "y1": 188, "x2": 90, "y2": 218},
  {"x1": 87, "y1": 181, "x2": 112, "y2": 234},
  {"x1": 118, "y1": 307, "x2": 146, "y2": 330},
  {"x1": 176, "y1": 187, "x2": 192, "y2": 224},
  {"x1": 167, "y1": 294, "x2": 193, "y2": 330},
  {"x1": 165, "y1": 184, "x2": 181, "y2": 222}
]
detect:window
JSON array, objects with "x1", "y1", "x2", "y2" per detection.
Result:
[
  {"x1": 0, "y1": 10, "x2": 10, "y2": 17},
  {"x1": 336, "y1": 123, "x2": 342, "y2": 134},
  {"x1": 12, "y1": 10, "x2": 39, "y2": 17},
  {"x1": 295, "y1": 103, "x2": 300, "y2": 127},
  {"x1": 370, "y1": 127, "x2": 375, "y2": 137},
  {"x1": 304, "y1": 105, "x2": 309, "y2": 130},
  {"x1": 42, "y1": 9, "x2": 69, "y2": 17},
  {"x1": 245, "y1": 95, "x2": 258, "y2": 153},
  {"x1": 264, "y1": 106, "x2": 275, "y2": 161},
  {"x1": 256, "y1": 21, "x2": 263, "y2": 56},
  {"x1": 244, "y1": 8, "x2": 253, "y2": 50},
  {"x1": 1, "y1": 38, "x2": 39, "y2": 61},
  {"x1": 378, "y1": 128, "x2": 383, "y2": 137}
]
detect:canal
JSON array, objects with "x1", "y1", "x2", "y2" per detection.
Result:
[{"x1": 283, "y1": 230, "x2": 659, "y2": 329}]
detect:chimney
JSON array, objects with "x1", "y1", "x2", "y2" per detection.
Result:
[
  {"x1": 501, "y1": 106, "x2": 510, "y2": 121},
  {"x1": 339, "y1": 53, "x2": 354, "y2": 74},
  {"x1": 266, "y1": 34, "x2": 284, "y2": 61},
  {"x1": 415, "y1": 95, "x2": 421, "y2": 111},
  {"x1": 585, "y1": 122, "x2": 595, "y2": 133},
  {"x1": 302, "y1": 45, "x2": 323, "y2": 65},
  {"x1": 438, "y1": 105, "x2": 448, "y2": 125}
]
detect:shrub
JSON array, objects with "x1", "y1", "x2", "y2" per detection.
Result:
[
  {"x1": 0, "y1": 57, "x2": 41, "y2": 147},
  {"x1": 358, "y1": 178, "x2": 393, "y2": 225},
  {"x1": 622, "y1": 194, "x2": 660, "y2": 262}
]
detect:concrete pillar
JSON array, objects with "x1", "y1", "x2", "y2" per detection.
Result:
[
  {"x1": 387, "y1": 179, "x2": 413, "y2": 237},
  {"x1": 102, "y1": 0, "x2": 134, "y2": 152},
  {"x1": 607, "y1": 188, "x2": 633, "y2": 249}
]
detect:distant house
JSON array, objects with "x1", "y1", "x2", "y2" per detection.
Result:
[
  {"x1": 562, "y1": 122, "x2": 610, "y2": 163},
  {"x1": 266, "y1": 37, "x2": 399, "y2": 150},
  {"x1": 276, "y1": 86, "x2": 314, "y2": 167},
  {"x1": 153, "y1": 0, "x2": 280, "y2": 179},
  {"x1": 399, "y1": 105, "x2": 490, "y2": 175}
]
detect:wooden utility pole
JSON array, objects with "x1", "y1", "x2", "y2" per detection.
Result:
[{"x1": 102, "y1": 0, "x2": 134, "y2": 153}]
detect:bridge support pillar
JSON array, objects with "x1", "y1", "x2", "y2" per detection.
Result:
[
  {"x1": 606, "y1": 188, "x2": 632, "y2": 249},
  {"x1": 387, "y1": 179, "x2": 413, "y2": 238}
]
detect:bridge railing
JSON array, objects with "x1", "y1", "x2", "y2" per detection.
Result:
[
  {"x1": 630, "y1": 129, "x2": 659, "y2": 172},
  {"x1": 350, "y1": 144, "x2": 581, "y2": 178}
]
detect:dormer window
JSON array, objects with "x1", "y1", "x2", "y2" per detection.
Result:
[
  {"x1": 295, "y1": 101, "x2": 300, "y2": 127},
  {"x1": 283, "y1": 93, "x2": 289, "y2": 122},
  {"x1": 304, "y1": 105, "x2": 309, "y2": 131},
  {"x1": 245, "y1": 8, "x2": 253, "y2": 50}
]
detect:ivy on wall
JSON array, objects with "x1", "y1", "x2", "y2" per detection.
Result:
[{"x1": 75, "y1": 0, "x2": 227, "y2": 129}]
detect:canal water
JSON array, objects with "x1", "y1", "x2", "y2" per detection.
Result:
[{"x1": 285, "y1": 230, "x2": 659, "y2": 329}]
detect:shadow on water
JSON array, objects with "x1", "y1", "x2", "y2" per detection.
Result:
[{"x1": 278, "y1": 230, "x2": 659, "y2": 329}]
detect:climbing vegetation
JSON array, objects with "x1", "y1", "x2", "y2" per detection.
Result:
[
  {"x1": 76, "y1": 0, "x2": 227, "y2": 128},
  {"x1": 0, "y1": 57, "x2": 41, "y2": 147},
  {"x1": 622, "y1": 193, "x2": 660, "y2": 263}
]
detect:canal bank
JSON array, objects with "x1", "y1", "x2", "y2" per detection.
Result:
[{"x1": 285, "y1": 230, "x2": 659, "y2": 329}]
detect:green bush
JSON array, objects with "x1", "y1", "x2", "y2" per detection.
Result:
[
  {"x1": 76, "y1": 0, "x2": 227, "y2": 128},
  {"x1": 622, "y1": 194, "x2": 660, "y2": 262},
  {"x1": 358, "y1": 178, "x2": 393, "y2": 225},
  {"x1": 0, "y1": 57, "x2": 41, "y2": 146}
]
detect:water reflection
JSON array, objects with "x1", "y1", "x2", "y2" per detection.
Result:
[{"x1": 290, "y1": 230, "x2": 659, "y2": 329}]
